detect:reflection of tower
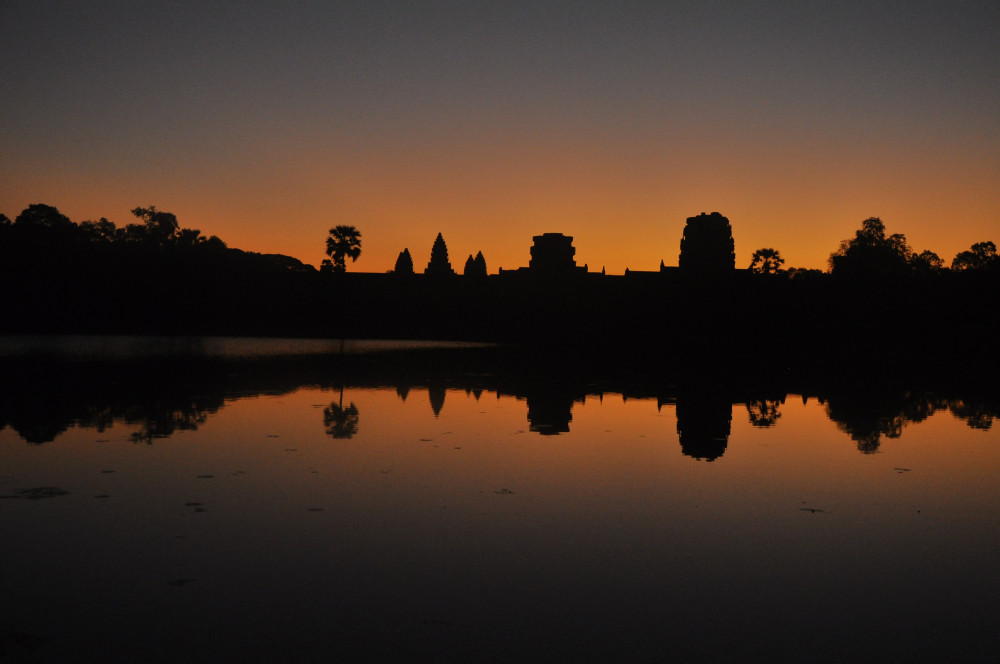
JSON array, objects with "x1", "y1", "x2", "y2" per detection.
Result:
[
  {"x1": 526, "y1": 392, "x2": 573, "y2": 435},
  {"x1": 428, "y1": 385, "x2": 446, "y2": 417},
  {"x1": 676, "y1": 392, "x2": 731, "y2": 461}
]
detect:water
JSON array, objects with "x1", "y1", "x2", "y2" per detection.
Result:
[{"x1": 1, "y1": 337, "x2": 997, "y2": 662}]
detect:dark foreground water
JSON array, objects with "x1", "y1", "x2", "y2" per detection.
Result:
[{"x1": 1, "y1": 337, "x2": 998, "y2": 662}]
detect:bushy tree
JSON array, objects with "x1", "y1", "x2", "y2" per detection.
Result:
[
  {"x1": 910, "y1": 249, "x2": 944, "y2": 274},
  {"x1": 130, "y1": 205, "x2": 179, "y2": 246},
  {"x1": 679, "y1": 212, "x2": 735, "y2": 274},
  {"x1": 0, "y1": 214, "x2": 11, "y2": 250},
  {"x1": 951, "y1": 241, "x2": 998, "y2": 271},
  {"x1": 324, "y1": 225, "x2": 362, "y2": 273},
  {"x1": 393, "y1": 248, "x2": 414, "y2": 275},
  {"x1": 749, "y1": 248, "x2": 784, "y2": 274},
  {"x1": 829, "y1": 217, "x2": 912, "y2": 277},
  {"x1": 79, "y1": 218, "x2": 118, "y2": 243},
  {"x1": 14, "y1": 203, "x2": 73, "y2": 231},
  {"x1": 11, "y1": 204, "x2": 79, "y2": 248},
  {"x1": 425, "y1": 232, "x2": 454, "y2": 275}
]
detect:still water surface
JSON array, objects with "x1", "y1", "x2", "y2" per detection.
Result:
[{"x1": 1, "y1": 337, "x2": 997, "y2": 662}]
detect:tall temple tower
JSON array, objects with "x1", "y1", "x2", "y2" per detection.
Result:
[{"x1": 529, "y1": 233, "x2": 585, "y2": 274}]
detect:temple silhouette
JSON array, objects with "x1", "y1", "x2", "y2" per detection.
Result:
[
  {"x1": 498, "y1": 232, "x2": 590, "y2": 277},
  {"x1": 2, "y1": 204, "x2": 997, "y2": 373}
]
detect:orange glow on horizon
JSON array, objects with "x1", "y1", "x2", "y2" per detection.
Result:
[{"x1": 3, "y1": 122, "x2": 997, "y2": 275}]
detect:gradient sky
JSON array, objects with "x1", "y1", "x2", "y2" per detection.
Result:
[{"x1": 2, "y1": 1, "x2": 997, "y2": 273}]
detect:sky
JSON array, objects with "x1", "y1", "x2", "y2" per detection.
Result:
[{"x1": 2, "y1": 0, "x2": 998, "y2": 274}]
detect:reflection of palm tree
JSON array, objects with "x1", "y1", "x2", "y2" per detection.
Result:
[
  {"x1": 747, "y1": 399, "x2": 782, "y2": 427},
  {"x1": 324, "y1": 386, "x2": 359, "y2": 439}
]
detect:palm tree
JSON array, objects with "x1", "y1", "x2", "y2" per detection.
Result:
[{"x1": 324, "y1": 225, "x2": 362, "y2": 273}]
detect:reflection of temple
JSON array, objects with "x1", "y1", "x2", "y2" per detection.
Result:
[
  {"x1": 676, "y1": 393, "x2": 731, "y2": 461},
  {"x1": 428, "y1": 385, "x2": 446, "y2": 417},
  {"x1": 526, "y1": 392, "x2": 574, "y2": 435}
]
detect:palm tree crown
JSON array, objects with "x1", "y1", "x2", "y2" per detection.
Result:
[{"x1": 325, "y1": 225, "x2": 362, "y2": 273}]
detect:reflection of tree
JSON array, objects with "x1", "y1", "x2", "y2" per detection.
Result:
[
  {"x1": 949, "y1": 400, "x2": 994, "y2": 430},
  {"x1": 127, "y1": 402, "x2": 211, "y2": 444},
  {"x1": 324, "y1": 386, "x2": 359, "y2": 439},
  {"x1": 746, "y1": 399, "x2": 782, "y2": 427},
  {"x1": 7, "y1": 417, "x2": 70, "y2": 445},
  {"x1": 324, "y1": 402, "x2": 359, "y2": 439},
  {"x1": 2, "y1": 390, "x2": 219, "y2": 445},
  {"x1": 825, "y1": 390, "x2": 950, "y2": 454}
]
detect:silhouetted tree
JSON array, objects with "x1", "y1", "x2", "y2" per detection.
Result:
[
  {"x1": 0, "y1": 213, "x2": 11, "y2": 245},
  {"x1": 911, "y1": 249, "x2": 944, "y2": 274},
  {"x1": 10, "y1": 204, "x2": 80, "y2": 251},
  {"x1": 951, "y1": 241, "x2": 998, "y2": 271},
  {"x1": 679, "y1": 212, "x2": 735, "y2": 274},
  {"x1": 130, "y1": 205, "x2": 179, "y2": 246},
  {"x1": 324, "y1": 225, "x2": 362, "y2": 273},
  {"x1": 785, "y1": 267, "x2": 825, "y2": 281},
  {"x1": 829, "y1": 217, "x2": 913, "y2": 277},
  {"x1": 425, "y1": 232, "x2": 454, "y2": 275},
  {"x1": 79, "y1": 218, "x2": 118, "y2": 243},
  {"x1": 14, "y1": 203, "x2": 74, "y2": 232},
  {"x1": 174, "y1": 227, "x2": 207, "y2": 248},
  {"x1": 393, "y1": 248, "x2": 414, "y2": 275},
  {"x1": 749, "y1": 248, "x2": 785, "y2": 274}
]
